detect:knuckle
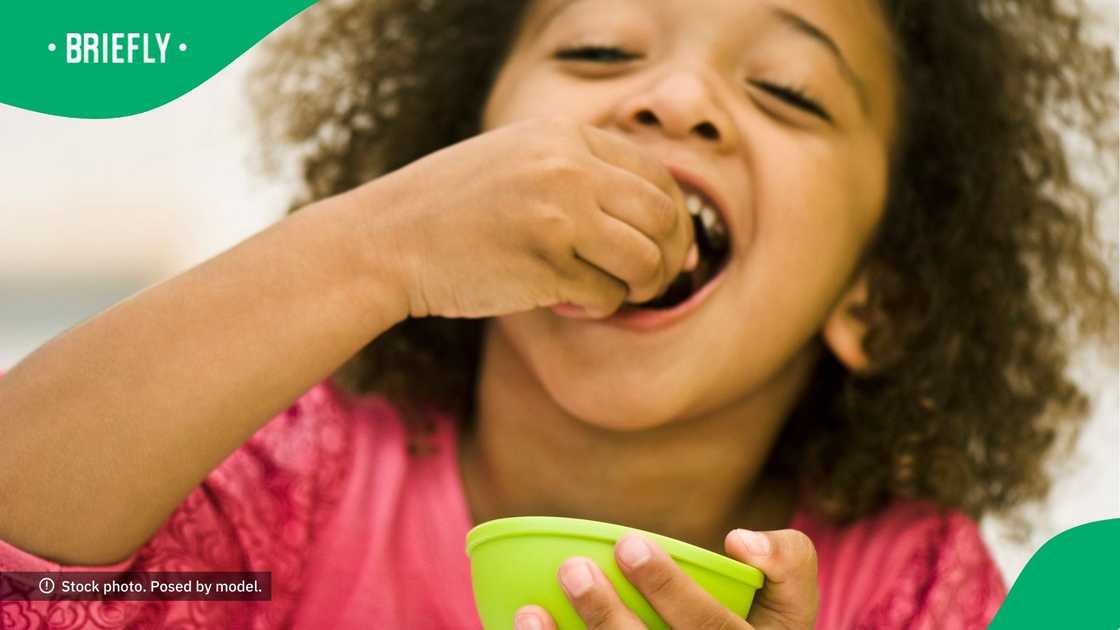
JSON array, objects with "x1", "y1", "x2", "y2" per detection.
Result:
[
  {"x1": 537, "y1": 154, "x2": 583, "y2": 183},
  {"x1": 629, "y1": 277, "x2": 662, "y2": 303},
  {"x1": 639, "y1": 564, "x2": 677, "y2": 600},
  {"x1": 631, "y1": 263, "x2": 663, "y2": 300},
  {"x1": 629, "y1": 285, "x2": 659, "y2": 304},
  {"x1": 633, "y1": 241, "x2": 664, "y2": 280},
  {"x1": 579, "y1": 597, "x2": 619, "y2": 630},
  {"x1": 695, "y1": 610, "x2": 735, "y2": 630},
  {"x1": 646, "y1": 192, "x2": 679, "y2": 239},
  {"x1": 643, "y1": 154, "x2": 675, "y2": 191},
  {"x1": 660, "y1": 169, "x2": 678, "y2": 197},
  {"x1": 782, "y1": 529, "x2": 819, "y2": 572},
  {"x1": 545, "y1": 117, "x2": 592, "y2": 153}
]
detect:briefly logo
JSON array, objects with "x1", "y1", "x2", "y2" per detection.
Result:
[
  {"x1": 1, "y1": 1, "x2": 316, "y2": 117},
  {"x1": 47, "y1": 33, "x2": 187, "y2": 64}
]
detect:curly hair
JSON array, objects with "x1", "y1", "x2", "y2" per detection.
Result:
[{"x1": 250, "y1": 0, "x2": 1118, "y2": 524}]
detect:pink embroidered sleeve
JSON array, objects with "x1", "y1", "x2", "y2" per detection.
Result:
[
  {"x1": 855, "y1": 511, "x2": 1007, "y2": 630},
  {"x1": 0, "y1": 380, "x2": 355, "y2": 630}
]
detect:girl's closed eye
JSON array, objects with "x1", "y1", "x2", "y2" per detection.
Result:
[
  {"x1": 554, "y1": 45, "x2": 643, "y2": 63},
  {"x1": 749, "y1": 80, "x2": 833, "y2": 124}
]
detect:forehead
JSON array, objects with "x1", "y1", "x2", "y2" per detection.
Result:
[
  {"x1": 519, "y1": 0, "x2": 899, "y2": 135},
  {"x1": 524, "y1": 0, "x2": 891, "y2": 49}
]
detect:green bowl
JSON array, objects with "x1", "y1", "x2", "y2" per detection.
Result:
[{"x1": 465, "y1": 516, "x2": 765, "y2": 629}]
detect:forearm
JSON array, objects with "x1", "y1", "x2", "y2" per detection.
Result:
[{"x1": 0, "y1": 191, "x2": 407, "y2": 565}]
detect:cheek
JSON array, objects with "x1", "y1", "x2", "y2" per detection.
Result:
[
  {"x1": 481, "y1": 61, "x2": 520, "y2": 131},
  {"x1": 722, "y1": 135, "x2": 884, "y2": 363},
  {"x1": 483, "y1": 64, "x2": 614, "y2": 131},
  {"x1": 747, "y1": 130, "x2": 884, "y2": 277}
]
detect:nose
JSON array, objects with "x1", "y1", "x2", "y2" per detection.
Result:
[{"x1": 617, "y1": 69, "x2": 738, "y2": 150}]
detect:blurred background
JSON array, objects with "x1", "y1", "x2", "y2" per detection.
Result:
[{"x1": 0, "y1": 1, "x2": 1116, "y2": 587}]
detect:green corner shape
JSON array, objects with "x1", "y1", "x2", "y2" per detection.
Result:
[{"x1": 990, "y1": 518, "x2": 1119, "y2": 629}]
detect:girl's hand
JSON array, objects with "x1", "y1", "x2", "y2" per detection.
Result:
[
  {"x1": 514, "y1": 529, "x2": 818, "y2": 630},
  {"x1": 342, "y1": 117, "x2": 695, "y2": 320}
]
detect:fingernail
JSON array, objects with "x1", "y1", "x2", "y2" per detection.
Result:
[
  {"x1": 685, "y1": 243, "x2": 699, "y2": 271},
  {"x1": 559, "y1": 559, "x2": 595, "y2": 597},
  {"x1": 617, "y1": 534, "x2": 652, "y2": 568},
  {"x1": 514, "y1": 610, "x2": 544, "y2": 630},
  {"x1": 736, "y1": 529, "x2": 772, "y2": 556}
]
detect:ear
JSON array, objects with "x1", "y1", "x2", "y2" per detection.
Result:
[{"x1": 822, "y1": 272, "x2": 872, "y2": 374}]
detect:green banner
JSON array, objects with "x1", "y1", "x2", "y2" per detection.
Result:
[{"x1": 0, "y1": 0, "x2": 315, "y2": 118}]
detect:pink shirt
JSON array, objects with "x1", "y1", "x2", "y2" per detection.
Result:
[{"x1": 0, "y1": 380, "x2": 1005, "y2": 628}]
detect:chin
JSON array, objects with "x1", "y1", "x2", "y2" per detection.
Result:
[
  {"x1": 547, "y1": 371, "x2": 693, "y2": 432},
  {"x1": 496, "y1": 313, "x2": 711, "y2": 431}
]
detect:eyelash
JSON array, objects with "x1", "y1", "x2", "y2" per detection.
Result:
[
  {"x1": 554, "y1": 45, "x2": 642, "y2": 62},
  {"x1": 553, "y1": 46, "x2": 832, "y2": 123},
  {"x1": 748, "y1": 80, "x2": 832, "y2": 123}
]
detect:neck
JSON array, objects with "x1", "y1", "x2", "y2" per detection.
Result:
[{"x1": 459, "y1": 322, "x2": 818, "y2": 552}]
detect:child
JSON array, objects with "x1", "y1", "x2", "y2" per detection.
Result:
[{"x1": 1, "y1": 0, "x2": 1116, "y2": 628}]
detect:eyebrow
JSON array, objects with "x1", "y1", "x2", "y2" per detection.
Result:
[{"x1": 768, "y1": 6, "x2": 871, "y2": 115}]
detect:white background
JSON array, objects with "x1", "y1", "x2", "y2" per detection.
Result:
[{"x1": 0, "y1": 2, "x2": 1116, "y2": 585}]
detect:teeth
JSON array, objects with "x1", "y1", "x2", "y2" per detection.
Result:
[
  {"x1": 686, "y1": 193, "x2": 703, "y2": 215},
  {"x1": 682, "y1": 188, "x2": 729, "y2": 252},
  {"x1": 639, "y1": 188, "x2": 730, "y2": 308},
  {"x1": 700, "y1": 206, "x2": 718, "y2": 231}
]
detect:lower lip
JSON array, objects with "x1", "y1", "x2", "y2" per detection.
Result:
[{"x1": 599, "y1": 268, "x2": 728, "y2": 332}]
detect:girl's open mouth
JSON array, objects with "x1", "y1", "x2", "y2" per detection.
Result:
[{"x1": 632, "y1": 182, "x2": 731, "y2": 310}]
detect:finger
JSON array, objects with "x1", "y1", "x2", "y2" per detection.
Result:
[
  {"x1": 555, "y1": 256, "x2": 629, "y2": 319},
  {"x1": 578, "y1": 125, "x2": 678, "y2": 197},
  {"x1": 549, "y1": 303, "x2": 594, "y2": 319},
  {"x1": 514, "y1": 605, "x2": 558, "y2": 630},
  {"x1": 614, "y1": 533, "x2": 748, "y2": 630},
  {"x1": 725, "y1": 529, "x2": 819, "y2": 630},
  {"x1": 594, "y1": 166, "x2": 694, "y2": 290},
  {"x1": 574, "y1": 213, "x2": 666, "y2": 303},
  {"x1": 685, "y1": 242, "x2": 700, "y2": 272},
  {"x1": 557, "y1": 557, "x2": 645, "y2": 629}
]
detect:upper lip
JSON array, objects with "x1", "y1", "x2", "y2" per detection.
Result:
[{"x1": 663, "y1": 164, "x2": 734, "y2": 238}]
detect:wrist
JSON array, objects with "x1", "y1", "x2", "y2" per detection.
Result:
[{"x1": 302, "y1": 184, "x2": 414, "y2": 333}]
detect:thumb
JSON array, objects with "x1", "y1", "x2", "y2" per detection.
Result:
[{"x1": 724, "y1": 528, "x2": 819, "y2": 630}]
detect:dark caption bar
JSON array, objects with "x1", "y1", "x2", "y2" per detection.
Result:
[{"x1": 0, "y1": 572, "x2": 271, "y2": 601}]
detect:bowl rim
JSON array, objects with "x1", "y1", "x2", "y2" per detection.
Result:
[{"x1": 465, "y1": 516, "x2": 764, "y2": 589}]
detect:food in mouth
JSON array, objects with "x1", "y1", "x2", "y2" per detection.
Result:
[{"x1": 634, "y1": 186, "x2": 731, "y2": 310}]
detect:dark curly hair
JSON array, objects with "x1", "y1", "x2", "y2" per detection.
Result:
[{"x1": 250, "y1": 0, "x2": 1118, "y2": 524}]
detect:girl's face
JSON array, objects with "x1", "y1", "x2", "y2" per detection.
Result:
[{"x1": 482, "y1": 0, "x2": 899, "y2": 429}]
